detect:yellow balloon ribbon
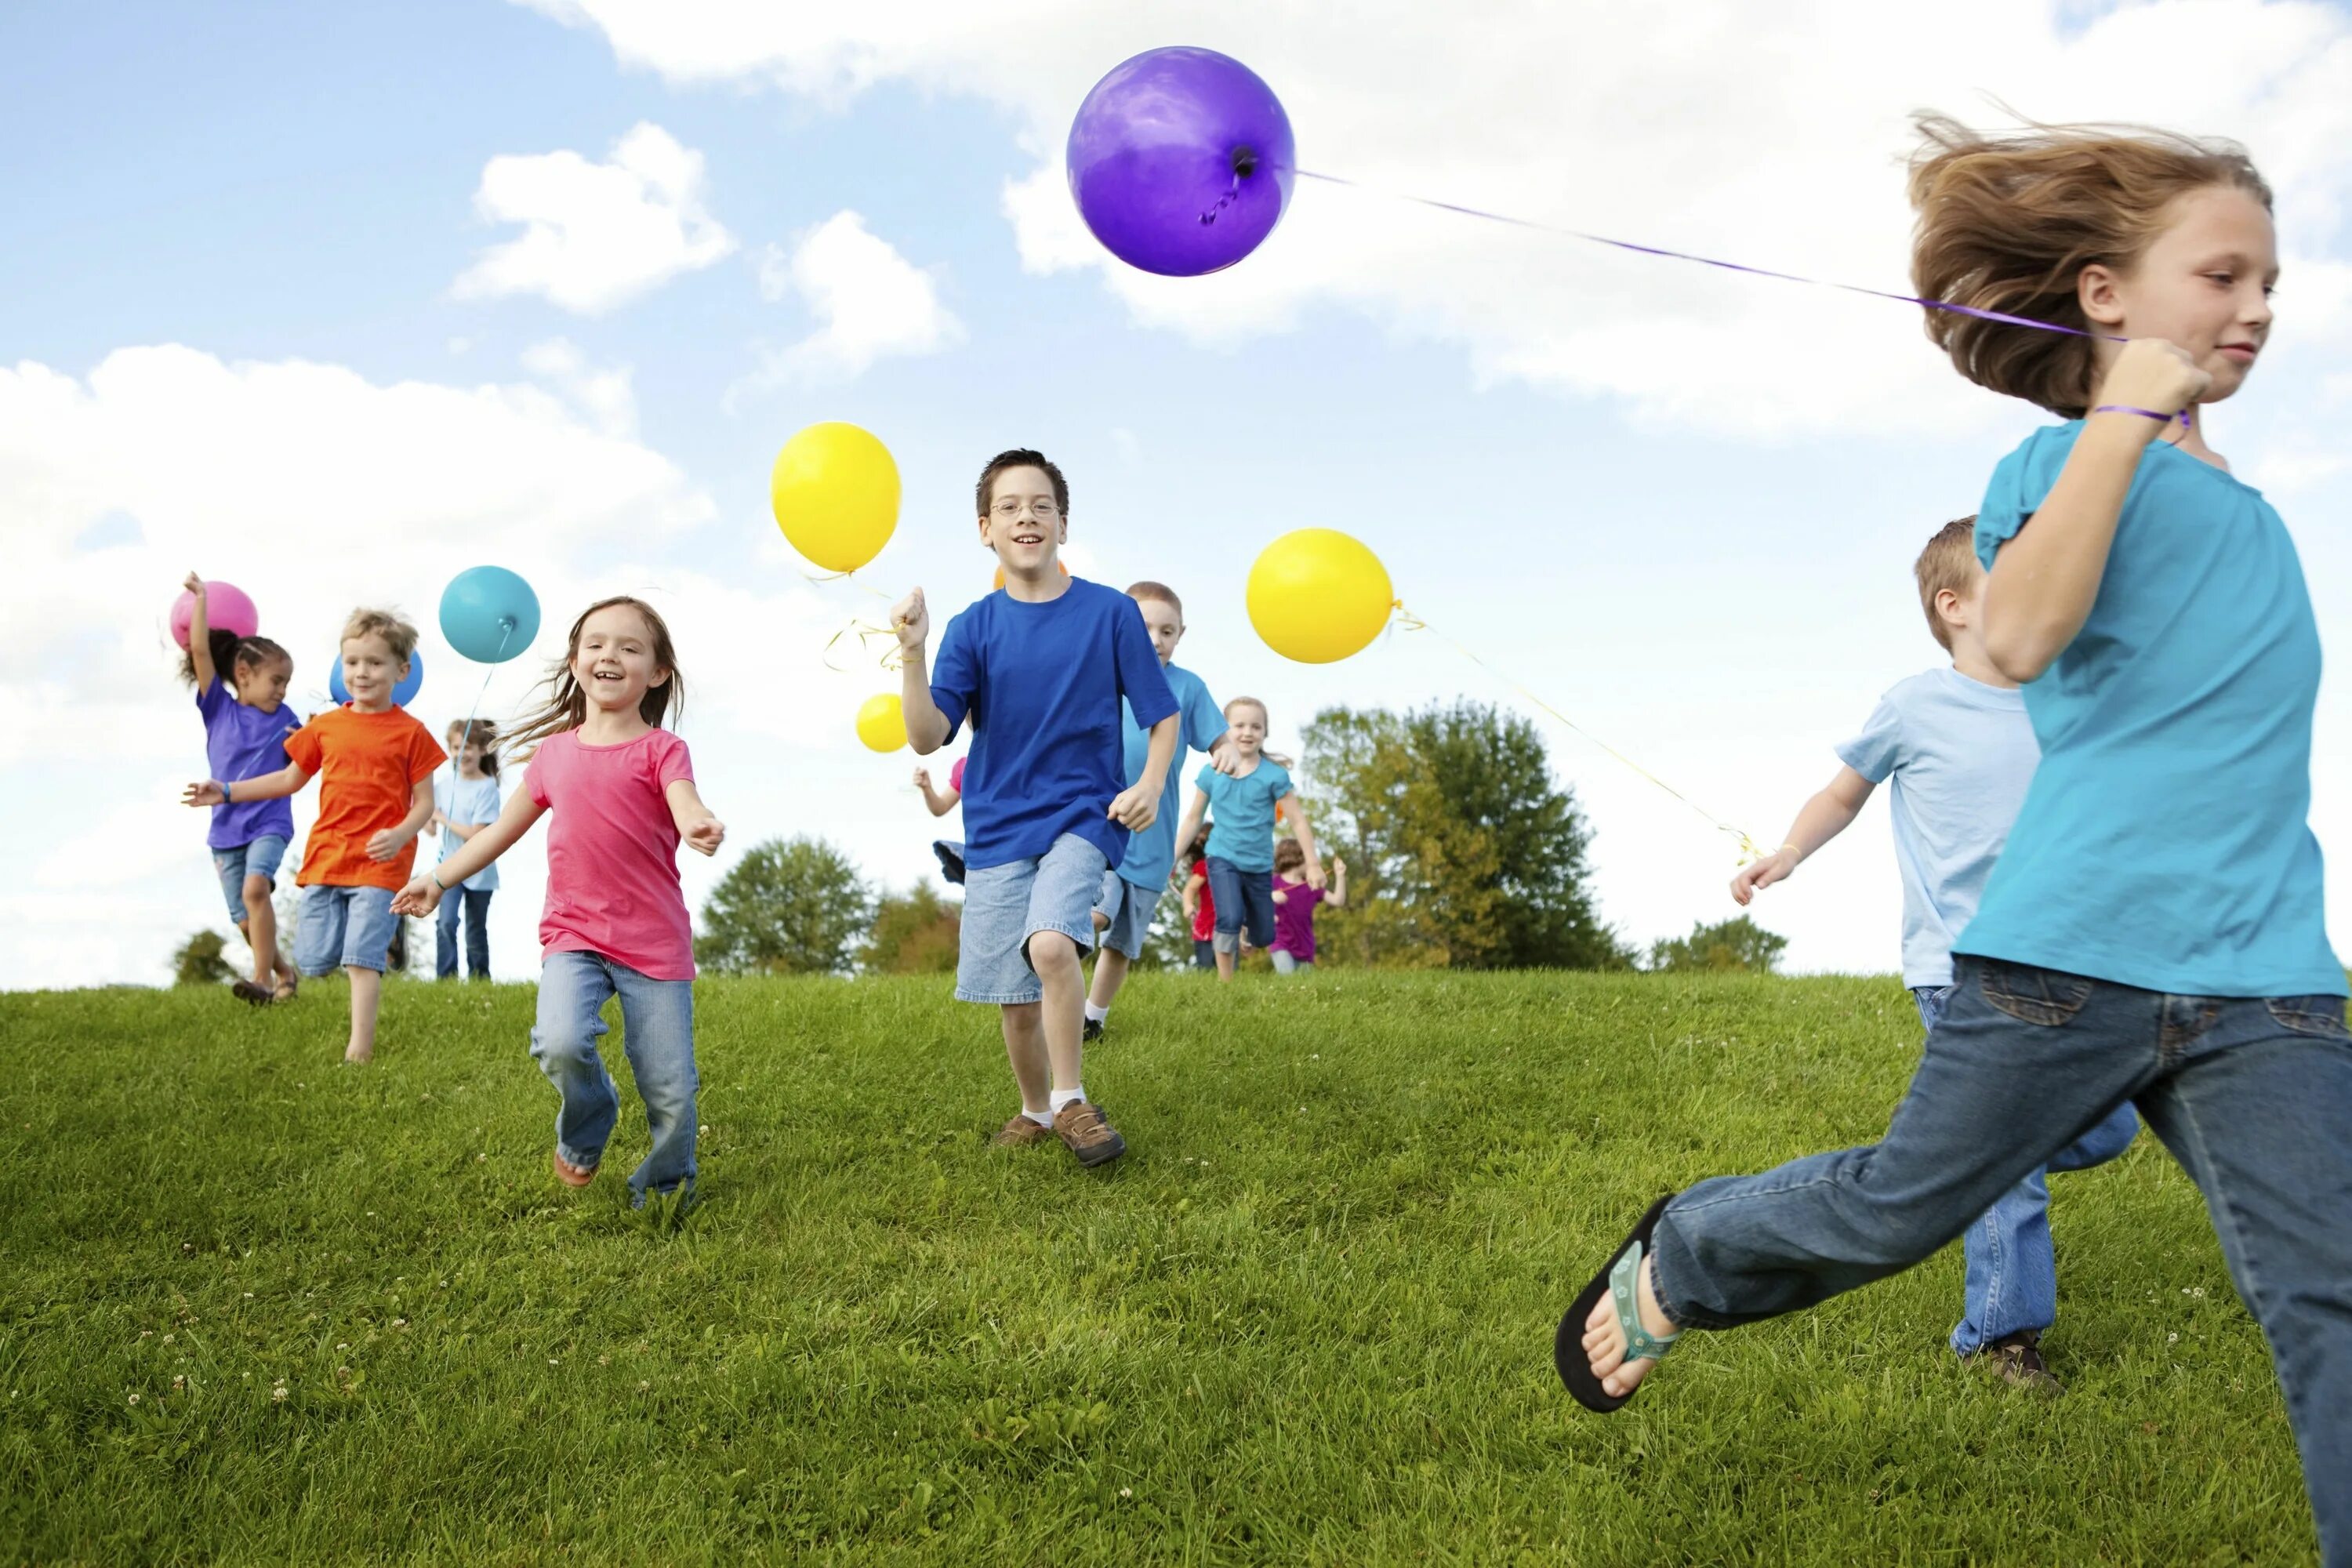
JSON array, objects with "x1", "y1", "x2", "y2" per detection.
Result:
[
  {"x1": 1396, "y1": 603, "x2": 1766, "y2": 865},
  {"x1": 821, "y1": 618, "x2": 906, "y2": 675}
]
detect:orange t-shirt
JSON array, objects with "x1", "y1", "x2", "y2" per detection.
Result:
[{"x1": 283, "y1": 706, "x2": 448, "y2": 891}]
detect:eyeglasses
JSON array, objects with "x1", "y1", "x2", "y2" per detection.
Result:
[{"x1": 990, "y1": 498, "x2": 1061, "y2": 520}]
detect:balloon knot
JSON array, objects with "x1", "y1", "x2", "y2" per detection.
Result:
[{"x1": 1229, "y1": 145, "x2": 1258, "y2": 179}]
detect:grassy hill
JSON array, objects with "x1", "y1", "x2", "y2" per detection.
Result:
[{"x1": 0, "y1": 971, "x2": 2309, "y2": 1564}]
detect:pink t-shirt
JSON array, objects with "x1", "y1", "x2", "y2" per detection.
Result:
[
  {"x1": 949, "y1": 755, "x2": 967, "y2": 793},
  {"x1": 525, "y1": 728, "x2": 697, "y2": 981}
]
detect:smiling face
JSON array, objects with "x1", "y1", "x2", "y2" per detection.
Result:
[
  {"x1": 234, "y1": 650, "x2": 292, "y2": 713},
  {"x1": 572, "y1": 602, "x2": 669, "y2": 716},
  {"x1": 445, "y1": 727, "x2": 490, "y2": 777},
  {"x1": 1225, "y1": 700, "x2": 1267, "y2": 756},
  {"x1": 1132, "y1": 596, "x2": 1185, "y2": 666},
  {"x1": 2083, "y1": 184, "x2": 2276, "y2": 404},
  {"x1": 978, "y1": 464, "x2": 1065, "y2": 576},
  {"x1": 339, "y1": 633, "x2": 406, "y2": 710}
]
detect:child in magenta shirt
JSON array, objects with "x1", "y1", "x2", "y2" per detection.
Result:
[
  {"x1": 1270, "y1": 838, "x2": 1348, "y2": 975},
  {"x1": 395, "y1": 597, "x2": 724, "y2": 1207}
]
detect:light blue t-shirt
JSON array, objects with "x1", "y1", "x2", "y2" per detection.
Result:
[
  {"x1": 1836, "y1": 669, "x2": 2037, "y2": 988},
  {"x1": 1198, "y1": 757, "x2": 1293, "y2": 874},
  {"x1": 1956, "y1": 421, "x2": 2342, "y2": 998},
  {"x1": 1118, "y1": 662, "x2": 1225, "y2": 891},
  {"x1": 929, "y1": 579, "x2": 1179, "y2": 872},
  {"x1": 434, "y1": 772, "x2": 502, "y2": 892}
]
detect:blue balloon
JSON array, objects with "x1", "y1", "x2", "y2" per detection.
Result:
[
  {"x1": 330, "y1": 648, "x2": 424, "y2": 707},
  {"x1": 441, "y1": 565, "x2": 540, "y2": 663}
]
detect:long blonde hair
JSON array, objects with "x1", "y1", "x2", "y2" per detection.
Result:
[
  {"x1": 502, "y1": 597, "x2": 684, "y2": 756},
  {"x1": 1907, "y1": 114, "x2": 2271, "y2": 417}
]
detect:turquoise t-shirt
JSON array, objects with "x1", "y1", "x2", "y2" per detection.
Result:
[
  {"x1": 1955, "y1": 422, "x2": 2342, "y2": 998},
  {"x1": 1117, "y1": 663, "x2": 1226, "y2": 891},
  {"x1": 1199, "y1": 757, "x2": 1292, "y2": 874}
]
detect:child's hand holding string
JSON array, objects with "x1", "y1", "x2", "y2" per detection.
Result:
[
  {"x1": 1731, "y1": 847, "x2": 1800, "y2": 906},
  {"x1": 890, "y1": 588, "x2": 929, "y2": 656}
]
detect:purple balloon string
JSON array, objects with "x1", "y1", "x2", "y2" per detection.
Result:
[{"x1": 1287, "y1": 167, "x2": 2127, "y2": 344}]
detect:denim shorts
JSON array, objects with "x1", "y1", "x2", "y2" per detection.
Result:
[
  {"x1": 211, "y1": 835, "x2": 289, "y2": 924},
  {"x1": 1094, "y1": 869, "x2": 1157, "y2": 961},
  {"x1": 956, "y1": 833, "x2": 1108, "y2": 1004},
  {"x1": 294, "y1": 884, "x2": 400, "y2": 975}
]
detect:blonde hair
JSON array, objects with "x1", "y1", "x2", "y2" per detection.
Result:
[
  {"x1": 341, "y1": 608, "x2": 420, "y2": 662},
  {"x1": 1908, "y1": 114, "x2": 2271, "y2": 416},
  {"x1": 1915, "y1": 517, "x2": 1982, "y2": 652},
  {"x1": 503, "y1": 597, "x2": 683, "y2": 756},
  {"x1": 1127, "y1": 580, "x2": 1183, "y2": 618}
]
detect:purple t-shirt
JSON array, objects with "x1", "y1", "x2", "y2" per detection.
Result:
[
  {"x1": 1273, "y1": 877, "x2": 1325, "y2": 961},
  {"x1": 197, "y1": 677, "x2": 300, "y2": 849}
]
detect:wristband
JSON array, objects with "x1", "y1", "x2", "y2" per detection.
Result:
[
  {"x1": 430, "y1": 868, "x2": 448, "y2": 892},
  {"x1": 222, "y1": 779, "x2": 233, "y2": 804},
  {"x1": 2091, "y1": 403, "x2": 2190, "y2": 427}
]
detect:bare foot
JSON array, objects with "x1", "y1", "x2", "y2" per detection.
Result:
[
  {"x1": 1580, "y1": 1251, "x2": 1680, "y2": 1399},
  {"x1": 343, "y1": 1043, "x2": 373, "y2": 1065},
  {"x1": 553, "y1": 1151, "x2": 597, "y2": 1188}
]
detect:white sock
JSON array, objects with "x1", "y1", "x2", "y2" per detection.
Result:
[
  {"x1": 1084, "y1": 1001, "x2": 1109, "y2": 1024},
  {"x1": 1022, "y1": 1107, "x2": 1054, "y2": 1127},
  {"x1": 1050, "y1": 1086, "x2": 1086, "y2": 1116}
]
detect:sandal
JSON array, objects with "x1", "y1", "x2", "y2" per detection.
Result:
[
  {"x1": 1555, "y1": 1192, "x2": 1682, "y2": 1414},
  {"x1": 230, "y1": 978, "x2": 274, "y2": 1006},
  {"x1": 272, "y1": 975, "x2": 298, "y2": 1004}
]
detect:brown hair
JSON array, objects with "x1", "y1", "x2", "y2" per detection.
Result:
[
  {"x1": 502, "y1": 597, "x2": 683, "y2": 755},
  {"x1": 446, "y1": 717, "x2": 502, "y2": 780},
  {"x1": 340, "y1": 608, "x2": 421, "y2": 662},
  {"x1": 1908, "y1": 114, "x2": 2271, "y2": 416},
  {"x1": 975, "y1": 448, "x2": 1069, "y2": 519},
  {"x1": 1274, "y1": 838, "x2": 1307, "y2": 874},
  {"x1": 1915, "y1": 516, "x2": 1982, "y2": 652},
  {"x1": 1127, "y1": 580, "x2": 1183, "y2": 619}
]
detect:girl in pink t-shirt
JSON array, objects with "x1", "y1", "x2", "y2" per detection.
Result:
[{"x1": 394, "y1": 596, "x2": 724, "y2": 1208}]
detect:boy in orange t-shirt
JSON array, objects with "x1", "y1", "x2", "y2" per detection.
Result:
[{"x1": 187, "y1": 608, "x2": 443, "y2": 1063}]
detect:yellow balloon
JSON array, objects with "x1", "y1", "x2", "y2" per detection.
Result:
[
  {"x1": 771, "y1": 422, "x2": 900, "y2": 573},
  {"x1": 1245, "y1": 528, "x2": 1395, "y2": 663},
  {"x1": 856, "y1": 693, "x2": 906, "y2": 753}
]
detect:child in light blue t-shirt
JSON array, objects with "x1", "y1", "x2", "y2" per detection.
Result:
[
  {"x1": 431, "y1": 719, "x2": 502, "y2": 981},
  {"x1": 1730, "y1": 517, "x2": 2137, "y2": 1389},
  {"x1": 1171, "y1": 696, "x2": 1323, "y2": 982}
]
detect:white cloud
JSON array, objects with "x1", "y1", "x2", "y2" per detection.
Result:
[
  {"x1": 517, "y1": 0, "x2": 2352, "y2": 437},
  {"x1": 520, "y1": 337, "x2": 637, "y2": 436},
  {"x1": 452, "y1": 122, "x2": 736, "y2": 314},
  {"x1": 739, "y1": 211, "x2": 962, "y2": 394}
]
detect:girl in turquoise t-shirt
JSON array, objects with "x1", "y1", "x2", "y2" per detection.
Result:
[
  {"x1": 1171, "y1": 697, "x2": 1323, "y2": 981},
  {"x1": 1557, "y1": 118, "x2": 2352, "y2": 1556}
]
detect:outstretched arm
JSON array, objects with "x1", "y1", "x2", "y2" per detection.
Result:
[
  {"x1": 913, "y1": 767, "x2": 960, "y2": 817},
  {"x1": 1325, "y1": 857, "x2": 1348, "y2": 911},
  {"x1": 667, "y1": 779, "x2": 726, "y2": 857},
  {"x1": 183, "y1": 573, "x2": 217, "y2": 691},
  {"x1": 184, "y1": 760, "x2": 314, "y2": 808},
  {"x1": 891, "y1": 589, "x2": 955, "y2": 756},
  {"x1": 391, "y1": 789, "x2": 547, "y2": 914},
  {"x1": 1730, "y1": 766, "x2": 1876, "y2": 906}
]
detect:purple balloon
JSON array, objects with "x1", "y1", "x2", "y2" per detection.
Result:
[{"x1": 1067, "y1": 47, "x2": 1295, "y2": 278}]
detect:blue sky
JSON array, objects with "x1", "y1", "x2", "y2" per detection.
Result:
[{"x1": 5, "y1": 0, "x2": 2350, "y2": 987}]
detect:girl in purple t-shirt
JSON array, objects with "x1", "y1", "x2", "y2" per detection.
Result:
[
  {"x1": 179, "y1": 572, "x2": 302, "y2": 1005},
  {"x1": 1270, "y1": 839, "x2": 1348, "y2": 975}
]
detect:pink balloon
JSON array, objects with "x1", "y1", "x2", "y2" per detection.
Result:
[{"x1": 171, "y1": 581, "x2": 260, "y2": 648}]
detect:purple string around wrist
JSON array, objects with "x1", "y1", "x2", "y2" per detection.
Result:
[{"x1": 2092, "y1": 403, "x2": 2191, "y2": 427}]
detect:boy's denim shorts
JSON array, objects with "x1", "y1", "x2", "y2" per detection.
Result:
[
  {"x1": 1094, "y1": 869, "x2": 1157, "y2": 961},
  {"x1": 211, "y1": 835, "x2": 289, "y2": 923},
  {"x1": 956, "y1": 833, "x2": 1108, "y2": 1004},
  {"x1": 295, "y1": 884, "x2": 400, "y2": 976}
]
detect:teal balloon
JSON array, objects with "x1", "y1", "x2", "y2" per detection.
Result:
[
  {"x1": 330, "y1": 649, "x2": 424, "y2": 707},
  {"x1": 441, "y1": 566, "x2": 540, "y2": 662}
]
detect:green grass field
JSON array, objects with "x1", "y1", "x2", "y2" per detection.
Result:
[{"x1": 0, "y1": 971, "x2": 2311, "y2": 1565}]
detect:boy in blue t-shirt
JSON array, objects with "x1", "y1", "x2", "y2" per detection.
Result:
[
  {"x1": 893, "y1": 449, "x2": 1179, "y2": 1167},
  {"x1": 1171, "y1": 696, "x2": 1323, "y2": 982},
  {"x1": 1730, "y1": 517, "x2": 2137, "y2": 1391},
  {"x1": 1082, "y1": 580, "x2": 1235, "y2": 1041}
]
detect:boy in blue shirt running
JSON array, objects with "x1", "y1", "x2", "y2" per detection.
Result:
[
  {"x1": 1083, "y1": 580, "x2": 1236, "y2": 1041},
  {"x1": 893, "y1": 449, "x2": 1179, "y2": 1167},
  {"x1": 1731, "y1": 517, "x2": 2137, "y2": 1392}
]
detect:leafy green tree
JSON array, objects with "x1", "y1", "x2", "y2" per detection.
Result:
[
  {"x1": 695, "y1": 837, "x2": 873, "y2": 976},
  {"x1": 1648, "y1": 914, "x2": 1788, "y2": 974},
  {"x1": 865, "y1": 883, "x2": 960, "y2": 975},
  {"x1": 1301, "y1": 700, "x2": 1631, "y2": 970},
  {"x1": 172, "y1": 930, "x2": 234, "y2": 987}
]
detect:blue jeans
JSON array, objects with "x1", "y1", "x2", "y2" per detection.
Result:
[
  {"x1": 1206, "y1": 857, "x2": 1275, "y2": 953},
  {"x1": 1653, "y1": 957, "x2": 2352, "y2": 1561},
  {"x1": 530, "y1": 949, "x2": 698, "y2": 1205},
  {"x1": 436, "y1": 888, "x2": 493, "y2": 980},
  {"x1": 1913, "y1": 984, "x2": 2140, "y2": 1354}
]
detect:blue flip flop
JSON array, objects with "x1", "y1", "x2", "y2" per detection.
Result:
[{"x1": 1555, "y1": 1192, "x2": 1682, "y2": 1413}]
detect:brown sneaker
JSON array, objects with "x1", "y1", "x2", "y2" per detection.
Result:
[
  {"x1": 553, "y1": 1151, "x2": 598, "y2": 1188},
  {"x1": 1976, "y1": 1330, "x2": 2063, "y2": 1396},
  {"x1": 1053, "y1": 1099, "x2": 1127, "y2": 1167},
  {"x1": 991, "y1": 1113, "x2": 1055, "y2": 1149}
]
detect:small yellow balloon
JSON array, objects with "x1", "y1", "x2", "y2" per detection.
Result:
[
  {"x1": 856, "y1": 693, "x2": 906, "y2": 753},
  {"x1": 1245, "y1": 528, "x2": 1395, "y2": 663},
  {"x1": 771, "y1": 422, "x2": 900, "y2": 574}
]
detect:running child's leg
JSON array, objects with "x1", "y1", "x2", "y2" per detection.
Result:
[
  {"x1": 340, "y1": 888, "x2": 398, "y2": 1063},
  {"x1": 435, "y1": 892, "x2": 462, "y2": 979},
  {"x1": 464, "y1": 891, "x2": 492, "y2": 979},
  {"x1": 241, "y1": 875, "x2": 278, "y2": 987},
  {"x1": 1000, "y1": 1004, "x2": 1051, "y2": 1117},
  {"x1": 529, "y1": 950, "x2": 623, "y2": 1176},
  {"x1": 612, "y1": 963, "x2": 697, "y2": 1204}
]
